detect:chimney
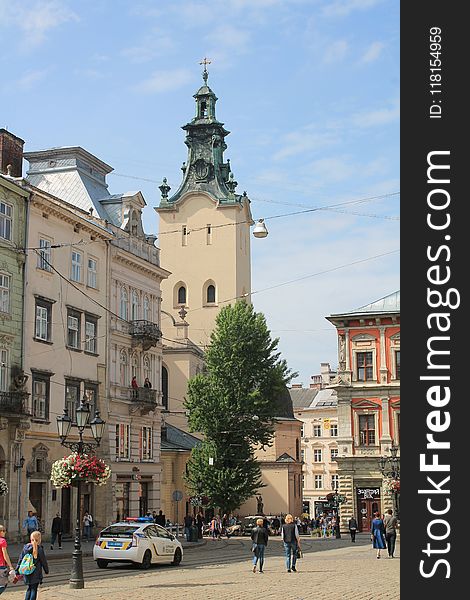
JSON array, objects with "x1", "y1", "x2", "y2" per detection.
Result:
[{"x1": 0, "y1": 129, "x2": 25, "y2": 178}]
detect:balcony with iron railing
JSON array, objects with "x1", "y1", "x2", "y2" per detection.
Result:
[
  {"x1": 130, "y1": 320, "x2": 162, "y2": 350},
  {"x1": 0, "y1": 390, "x2": 32, "y2": 417},
  {"x1": 129, "y1": 387, "x2": 159, "y2": 415}
]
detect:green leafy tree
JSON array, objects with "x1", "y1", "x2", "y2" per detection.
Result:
[{"x1": 184, "y1": 301, "x2": 295, "y2": 514}]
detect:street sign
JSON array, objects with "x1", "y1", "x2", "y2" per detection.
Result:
[{"x1": 172, "y1": 490, "x2": 183, "y2": 502}]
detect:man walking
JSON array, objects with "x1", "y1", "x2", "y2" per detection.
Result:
[
  {"x1": 183, "y1": 513, "x2": 193, "y2": 542},
  {"x1": 155, "y1": 510, "x2": 165, "y2": 527},
  {"x1": 348, "y1": 516, "x2": 358, "y2": 542},
  {"x1": 281, "y1": 514, "x2": 301, "y2": 573},
  {"x1": 384, "y1": 509, "x2": 398, "y2": 558},
  {"x1": 22, "y1": 511, "x2": 39, "y2": 541},
  {"x1": 50, "y1": 513, "x2": 63, "y2": 550}
]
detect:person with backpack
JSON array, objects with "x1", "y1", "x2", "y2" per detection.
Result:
[{"x1": 16, "y1": 530, "x2": 49, "y2": 600}]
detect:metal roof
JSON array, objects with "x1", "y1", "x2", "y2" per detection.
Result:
[{"x1": 330, "y1": 290, "x2": 400, "y2": 317}]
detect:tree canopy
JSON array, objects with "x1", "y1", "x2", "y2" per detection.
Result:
[{"x1": 184, "y1": 301, "x2": 295, "y2": 514}]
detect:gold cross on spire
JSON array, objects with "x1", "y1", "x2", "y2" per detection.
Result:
[{"x1": 199, "y1": 57, "x2": 211, "y2": 83}]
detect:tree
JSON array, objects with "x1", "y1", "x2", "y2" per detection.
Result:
[{"x1": 184, "y1": 301, "x2": 295, "y2": 514}]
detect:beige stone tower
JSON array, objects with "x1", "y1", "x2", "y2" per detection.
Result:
[{"x1": 156, "y1": 66, "x2": 253, "y2": 348}]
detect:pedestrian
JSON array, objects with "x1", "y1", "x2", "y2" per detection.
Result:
[
  {"x1": 82, "y1": 511, "x2": 93, "y2": 542},
  {"x1": 183, "y1": 513, "x2": 193, "y2": 542},
  {"x1": 370, "y1": 511, "x2": 387, "y2": 559},
  {"x1": 22, "y1": 512, "x2": 39, "y2": 542},
  {"x1": 209, "y1": 516, "x2": 218, "y2": 540},
  {"x1": 383, "y1": 509, "x2": 399, "y2": 558},
  {"x1": 321, "y1": 514, "x2": 328, "y2": 539},
  {"x1": 281, "y1": 513, "x2": 301, "y2": 573},
  {"x1": 155, "y1": 510, "x2": 165, "y2": 527},
  {"x1": 152, "y1": 511, "x2": 157, "y2": 522},
  {"x1": 251, "y1": 518, "x2": 268, "y2": 573},
  {"x1": 348, "y1": 516, "x2": 358, "y2": 542},
  {"x1": 0, "y1": 524, "x2": 15, "y2": 596},
  {"x1": 131, "y1": 376, "x2": 138, "y2": 389},
  {"x1": 16, "y1": 530, "x2": 49, "y2": 600},
  {"x1": 196, "y1": 512, "x2": 203, "y2": 539},
  {"x1": 50, "y1": 514, "x2": 63, "y2": 550},
  {"x1": 144, "y1": 377, "x2": 152, "y2": 388}
]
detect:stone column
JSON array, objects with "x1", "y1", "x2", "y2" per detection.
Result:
[
  {"x1": 379, "y1": 327, "x2": 388, "y2": 384},
  {"x1": 129, "y1": 479, "x2": 140, "y2": 517},
  {"x1": 380, "y1": 397, "x2": 392, "y2": 449}
]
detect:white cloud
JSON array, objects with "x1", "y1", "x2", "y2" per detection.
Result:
[
  {"x1": 14, "y1": 69, "x2": 50, "y2": 90},
  {"x1": 352, "y1": 102, "x2": 399, "y2": 127},
  {"x1": 323, "y1": 39, "x2": 349, "y2": 64},
  {"x1": 360, "y1": 41, "x2": 385, "y2": 64},
  {"x1": 322, "y1": 0, "x2": 383, "y2": 18},
  {"x1": 274, "y1": 129, "x2": 339, "y2": 161},
  {"x1": 19, "y1": 0, "x2": 78, "y2": 46},
  {"x1": 134, "y1": 69, "x2": 193, "y2": 94},
  {"x1": 121, "y1": 29, "x2": 174, "y2": 63}
]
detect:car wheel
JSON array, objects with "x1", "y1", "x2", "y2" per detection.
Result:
[
  {"x1": 97, "y1": 559, "x2": 108, "y2": 569},
  {"x1": 140, "y1": 550, "x2": 152, "y2": 570},
  {"x1": 171, "y1": 548, "x2": 182, "y2": 566}
]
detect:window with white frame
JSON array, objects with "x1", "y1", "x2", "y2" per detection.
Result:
[
  {"x1": 67, "y1": 310, "x2": 81, "y2": 349},
  {"x1": 0, "y1": 349, "x2": 8, "y2": 392},
  {"x1": 120, "y1": 287, "x2": 128, "y2": 320},
  {"x1": 330, "y1": 424, "x2": 338, "y2": 437},
  {"x1": 84, "y1": 316, "x2": 97, "y2": 353},
  {"x1": 87, "y1": 258, "x2": 97, "y2": 288},
  {"x1": 0, "y1": 274, "x2": 10, "y2": 313},
  {"x1": 70, "y1": 251, "x2": 82, "y2": 282},
  {"x1": 120, "y1": 349, "x2": 128, "y2": 386},
  {"x1": 313, "y1": 424, "x2": 321, "y2": 437},
  {"x1": 116, "y1": 423, "x2": 130, "y2": 460},
  {"x1": 0, "y1": 201, "x2": 12, "y2": 241},
  {"x1": 141, "y1": 426, "x2": 153, "y2": 460},
  {"x1": 314, "y1": 475, "x2": 323, "y2": 489},
  {"x1": 143, "y1": 295, "x2": 150, "y2": 321},
  {"x1": 32, "y1": 373, "x2": 50, "y2": 420},
  {"x1": 37, "y1": 238, "x2": 52, "y2": 271},
  {"x1": 313, "y1": 449, "x2": 322, "y2": 462},
  {"x1": 330, "y1": 448, "x2": 339, "y2": 461},
  {"x1": 359, "y1": 413, "x2": 376, "y2": 446},
  {"x1": 300, "y1": 423, "x2": 305, "y2": 438},
  {"x1": 34, "y1": 298, "x2": 52, "y2": 341},
  {"x1": 331, "y1": 474, "x2": 339, "y2": 490},
  {"x1": 131, "y1": 290, "x2": 139, "y2": 320},
  {"x1": 84, "y1": 384, "x2": 97, "y2": 417}
]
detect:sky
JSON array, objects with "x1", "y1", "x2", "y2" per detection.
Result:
[{"x1": 0, "y1": 0, "x2": 399, "y2": 386}]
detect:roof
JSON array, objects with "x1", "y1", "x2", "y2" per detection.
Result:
[
  {"x1": 273, "y1": 386, "x2": 295, "y2": 419},
  {"x1": 330, "y1": 290, "x2": 400, "y2": 318},
  {"x1": 290, "y1": 387, "x2": 337, "y2": 410},
  {"x1": 289, "y1": 387, "x2": 319, "y2": 409},
  {"x1": 161, "y1": 423, "x2": 201, "y2": 452}
]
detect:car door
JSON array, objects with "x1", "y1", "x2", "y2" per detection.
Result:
[
  {"x1": 155, "y1": 524, "x2": 176, "y2": 557},
  {"x1": 144, "y1": 525, "x2": 166, "y2": 563}
]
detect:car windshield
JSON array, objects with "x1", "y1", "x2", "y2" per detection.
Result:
[{"x1": 100, "y1": 525, "x2": 139, "y2": 538}]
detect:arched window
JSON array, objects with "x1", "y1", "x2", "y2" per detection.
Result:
[
  {"x1": 143, "y1": 295, "x2": 150, "y2": 321},
  {"x1": 207, "y1": 284, "x2": 216, "y2": 303},
  {"x1": 162, "y1": 366, "x2": 168, "y2": 410},
  {"x1": 120, "y1": 349, "x2": 128, "y2": 386},
  {"x1": 131, "y1": 290, "x2": 140, "y2": 321},
  {"x1": 143, "y1": 355, "x2": 151, "y2": 382},
  {"x1": 131, "y1": 352, "x2": 139, "y2": 380},
  {"x1": 177, "y1": 286, "x2": 186, "y2": 305},
  {"x1": 120, "y1": 287, "x2": 128, "y2": 320}
]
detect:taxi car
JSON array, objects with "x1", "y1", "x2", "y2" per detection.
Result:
[{"x1": 93, "y1": 517, "x2": 183, "y2": 569}]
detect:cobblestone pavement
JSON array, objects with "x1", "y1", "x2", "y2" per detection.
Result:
[{"x1": 3, "y1": 536, "x2": 399, "y2": 600}]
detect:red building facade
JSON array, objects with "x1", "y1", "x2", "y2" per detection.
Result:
[{"x1": 326, "y1": 291, "x2": 400, "y2": 532}]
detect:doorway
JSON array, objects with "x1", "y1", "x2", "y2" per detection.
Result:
[
  {"x1": 356, "y1": 487, "x2": 381, "y2": 532},
  {"x1": 61, "y1": 487, "x2": 71, "y2": 534},
  {"x1": 29, "y1": 482, "x2": 45, "y2": 521}
]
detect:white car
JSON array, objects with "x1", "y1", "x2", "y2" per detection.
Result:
[{"x1": 93, "y1": 518, "x2": 183, "y2": 569}]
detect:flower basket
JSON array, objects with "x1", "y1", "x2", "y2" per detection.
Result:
[
  {"x1": 50, "y1": 453, "x2": 111, "y2": 488},
  {"x1": 0, "y1": 477, "x2": 8, "y2": 496},
  {"x1": 383, "y1": 478, "x2": 400, "y2": 494}
]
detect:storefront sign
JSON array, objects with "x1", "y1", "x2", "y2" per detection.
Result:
[{"x1": 356, "y1": 487, "x2": 380, "y2": 499}]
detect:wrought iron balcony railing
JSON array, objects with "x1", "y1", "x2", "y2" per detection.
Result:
[
  {"x1": 0, "y1": 390, "x2": 32, "y2": 417},
  {"x1": 131, "y1": 387, "x2": 158, "y2": 405},
  {"x1": 130, "y1": 320, "x2": 162, "y2": 350}
]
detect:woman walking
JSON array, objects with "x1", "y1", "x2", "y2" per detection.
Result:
[
  {"x1": 0, "y1": 525, "x2": 14, "y2": 595},
  {"x1": 281, "y1": 514, "x2": 301, "y2": 573},
  {"x1": 251, "y1": 518, "x2": 268, "y2": 573},
  {"x1": 16, "y1": 531, "x2": 49, "y2": 599},
  {"x1": 370, "y1": 511, "x2": 387, "y2": 559}
]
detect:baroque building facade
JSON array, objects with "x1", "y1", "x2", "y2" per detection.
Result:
[{"x1": 326, "y1": 291, "x2": 400, "y2": 532}]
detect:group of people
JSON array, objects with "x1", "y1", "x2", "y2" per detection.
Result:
[
  {"x1": 22, "y1": 509, "x2": 95, "y2": 550},
  {"x1": 1, "y1": 525, "x2": 49, "y2": 599},
  {"x1": 250, "y1": 513, "x2": 301, "y2": 574}
]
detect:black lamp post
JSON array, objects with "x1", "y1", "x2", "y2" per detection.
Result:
[
  {"x1": 378, "y1": 442, "x2": 400, "y2": 519},
  {"x1": 57, "y1": 398, "x2": 105, "y2": 589}
]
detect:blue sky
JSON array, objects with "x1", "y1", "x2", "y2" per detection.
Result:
[{"x1": 1, "y1": 0, "x2": 399, "y2": 385}]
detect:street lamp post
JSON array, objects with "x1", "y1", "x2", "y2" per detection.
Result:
[
  {"x1": 56, "y1": 398, "x2": 105, "y2": 589},
  {"x1": 378, "y1": 442, "x2": 400, "y2": 520}
]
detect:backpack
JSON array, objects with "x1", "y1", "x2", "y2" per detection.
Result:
[{"x1": 18, "y1": 553, "x2": 36, "y2": 576}]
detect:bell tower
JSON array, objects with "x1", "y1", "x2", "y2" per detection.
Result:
[{"x1": 156, "y1": 62, "x2": 253, "y2": 348}]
